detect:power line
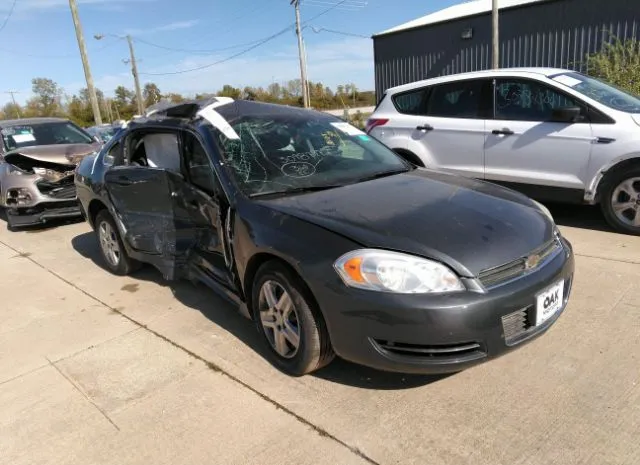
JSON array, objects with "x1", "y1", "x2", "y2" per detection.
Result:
[
  {"x1": 303, "y1": 0, "x2": 367, "y2": 12},
  {"x1": 134, "y1": 37, "x2": 265, "y2": 55},
  {"x1": 0, "y1": 0, "x2": 17, "y2": 34},
  {"x1": 139, "y1": 26, "x2": 294, "y2": 76},
  {"x1": 140, "y1": 0, "x2": 351, "y2": 77},
  {"x1": 0, "y1": 39, "x2": 118, "y2": 59},
  {"x1": 136, "y1": 0, "x2": 278, "y2": 60},
  {"x1": 310, "y1": 26, "x2": 369, "y2": 39}
]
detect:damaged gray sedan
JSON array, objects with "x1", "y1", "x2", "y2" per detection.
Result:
[{"x1": 0, "y1": 118, "x2": 100, "y2": 229}]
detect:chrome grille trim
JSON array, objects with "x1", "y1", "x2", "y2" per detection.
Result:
[{"x1": 478, "y1": 237, "x2": 563, "y2": 289}]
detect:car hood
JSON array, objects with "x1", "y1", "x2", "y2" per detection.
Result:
[
  {"x1": 258, "y1": 169, "x2": 555, "y2": 277},
  {"x1": 4, "y1": 143, "x2": 99, "y2": 166}
]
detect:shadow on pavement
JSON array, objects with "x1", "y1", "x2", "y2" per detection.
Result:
[
  {"x1": 544, "y1": 202, "x2": 610, "y2": 232},
  {"x1": 71, "y1": 230, "x2": 441, "y2": 390}
]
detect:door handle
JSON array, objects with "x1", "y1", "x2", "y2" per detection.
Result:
[
  {"x1": 416, "y1": 124, "x2": 434, "y2": 132},
  {"x1": 492, "y1": 129, "x2": 514, "y2": 136}
]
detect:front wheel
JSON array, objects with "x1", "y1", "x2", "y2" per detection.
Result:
[
  {"x1": 601, "y1": 169, "x2": 640, "y2": 235},
  {"x1": 95, "y1": 210, "x2": 141, "y2": 275},
  {"x1": 252, "y1": 261, "x2": 334, "y2": 376}
]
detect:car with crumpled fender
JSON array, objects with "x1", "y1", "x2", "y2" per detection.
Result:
[
  {"x1": 74, "y1": 98, "x2": 575, "y2": 376},
  {"x1": 0, "y1": 117, "x2": 100, "y2": 229}
]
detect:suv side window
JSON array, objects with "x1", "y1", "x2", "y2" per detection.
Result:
[
  {"x1": 182, "y1": 133, "x2": 220, "y2": 196},
  {"x1": 393, "y1": 88, "x2": 428, "y2": 115},
  {"x1": 425, "y1": 80, "x2": 486, "y2": 119},
  {"x1": 495, "y1": 79, "x2": 584, "y2": 122}
]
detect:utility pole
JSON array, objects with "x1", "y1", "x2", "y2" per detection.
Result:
[
  {"x1": 125, "y1": 35, "x2": 145, "y2": 116},
  {"x1": 492, "y1": 0, "x2": 500, "y2": 69},
  {"x1": 291, "y1": 0, "x2": 309, "y2": 108},
  {"x1": 4, "y1": 91, "x2": 21, "y2": 118},
  {"x1": 68, "y1": 0, "x2": 102, "y2": 124}
]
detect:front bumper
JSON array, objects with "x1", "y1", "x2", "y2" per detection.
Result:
[
  {"x1": 308, "y1": 238, "x2": 575, "y2": 374},
  {"x1": 5, "y1": 200, "x2": 82, "y2": 228},
  {"x1": 1, "y1": 172, "x2": 80, "y2": 227}
]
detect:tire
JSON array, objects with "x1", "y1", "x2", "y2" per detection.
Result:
[
  {"x1": 251, "y1": 261, "x2": 334, "y2": 376},
  {"x1": 600, "y1": 166, "x2": 640, "y2": 235},
  {"x1": 94, "y1": 210, "x2": 141, "y2": 275}
]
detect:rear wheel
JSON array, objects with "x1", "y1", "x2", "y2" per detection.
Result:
[
  {"x1": 601, "y1": 167, "x2": 640, "y2": 235},
  {"x1": 252, "y1": 261, "x2": 334, "y2": 376},
  {"x1": 95, "y1": 210, "x2": 140, "y2": 275}
]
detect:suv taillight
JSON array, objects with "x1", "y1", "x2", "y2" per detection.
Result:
[{"x1": 365, "y1": 118, "x2": 388, "y2": 134}]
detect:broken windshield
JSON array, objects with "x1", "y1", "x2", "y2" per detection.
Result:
[
  {"x1": 1, "y1": 121, "x2": 94, "y2": 152},
  {"x1": 208, "y1": 109, "x2": 409, "y2": 197}
]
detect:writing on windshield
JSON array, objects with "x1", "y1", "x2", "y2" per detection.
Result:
[
  {"x1": 552, "y1": 72, "x2": 640, "y2": 113},
  {"x1": 212, "y1": 113, "x2": 408, "y2": 196}
]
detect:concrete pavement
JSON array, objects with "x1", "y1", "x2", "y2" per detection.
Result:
[{"x1": 0, "y1": 204, "x2": 639, "y2": 465}]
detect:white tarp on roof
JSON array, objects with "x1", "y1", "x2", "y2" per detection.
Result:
[{"x1": 375, "y1": 0, "x2": 546, "y2": 36}]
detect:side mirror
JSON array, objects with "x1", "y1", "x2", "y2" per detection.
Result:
[{"x1": 550, "y1": 106, "x2": 583, "y2": 123}]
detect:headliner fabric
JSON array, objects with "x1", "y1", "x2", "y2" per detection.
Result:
[{"x1": 144, "y1": 133, "x2": 181, "y2": 172}]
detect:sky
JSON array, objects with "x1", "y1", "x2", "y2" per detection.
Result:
[{"x1": 0, "y1": 0, "x2": 463, "y2": 106}]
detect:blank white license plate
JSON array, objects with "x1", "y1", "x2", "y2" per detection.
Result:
[{"x1": 535, "y1": 280, "x2": 564, "y2": 326}]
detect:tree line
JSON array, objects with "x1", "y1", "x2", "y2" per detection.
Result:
[{"x1": 0, "y1": 78, "x2": 376, "y2": 127}]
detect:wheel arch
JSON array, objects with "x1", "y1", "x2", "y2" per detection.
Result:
[
  {"x1": 590, "y1": 156, "x2": 640, "y2": 204},
  {"x1": 87, "y1": 198, "x2": 109, "y2": 228},
  {"x1": 242, "y1": 252, "x2": 320, "y2": 321},
  {"x1": 392, "y1": 148, "x2": 425, "y2": 167}
]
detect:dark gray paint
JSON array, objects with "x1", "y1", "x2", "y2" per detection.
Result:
[{"x1": 373, "y1": 0, "x2": 639, "y2": 97}]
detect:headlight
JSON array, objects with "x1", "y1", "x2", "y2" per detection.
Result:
[
  {"x1": 33, "y1": 167, "x2": 73, "y2": 182},
  {"x1": 334, "y1": 249, "x2": 465, "y2": 294},
  {"x1": 532, "y1": 199, "x2": 554, "y2": 222},
  {"x1": 7, "y1": 164, "x2": 28, "y2": 175}
]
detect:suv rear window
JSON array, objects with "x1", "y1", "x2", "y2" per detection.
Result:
[
  {"x1": 425, "y1": 80, "x2": 485, "y2": 119},
  {"x1": 392, "y1": 88, "x2": 428, "y2": 115}
]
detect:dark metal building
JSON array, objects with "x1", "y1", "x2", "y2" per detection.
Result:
[{"x1": 372, "y1": 0, "x2": 639, "y2": 98}]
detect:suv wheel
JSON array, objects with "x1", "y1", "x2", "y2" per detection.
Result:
[
  {"x1": 95, "y1": 210, "x2": 140, "y2": 275},
  {"x1": 601, "y1": 168, "x2": 640, "y2": 235},
  {"x1": 252, "y1": 261, "x2": 334, "y2": 376}
]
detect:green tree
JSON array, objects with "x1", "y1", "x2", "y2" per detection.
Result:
[
  {"x1": 1, "y1": 102, "x2": 22, "y2": 119},
  {"x1": 267, "y1": 82, "x2": 282, "y2": 100},
  {"x1": 217, "y1": 84, "x2": 241, "y2": 99},
  {"x1": 67, "y1": 95, "x2": 92, "y2": 127},
  {"x1": 164, "y1": 92, "x2": 185, "y2": 103},
  {"x1": 113, "y1": 85, "x2": 135, "y2": 120},
  {"x1": 585, "y1": 37, "x2": 640, "y2": 95},
  {"x1": 143, "y1": 82, "x2": 162, "y2": 107},
  {"x1": 31, "y1": 77, "x2": 63, "y2": 116}
]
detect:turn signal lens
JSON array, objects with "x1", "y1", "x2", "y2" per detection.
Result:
[
  {"x1": 334, "y1": 249, "x2": 464, "y2": 294},
  {"x1": 343, "y1": 256, "x2": 365, "y2": 283}
]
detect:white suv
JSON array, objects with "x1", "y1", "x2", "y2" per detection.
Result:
[{"x1": 367, "y1": 68, "x2": 640, "y2": 235}]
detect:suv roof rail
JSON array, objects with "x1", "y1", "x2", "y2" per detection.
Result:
[{"x1": 144, "y1": 97, "x2": 234, "y2": 120}]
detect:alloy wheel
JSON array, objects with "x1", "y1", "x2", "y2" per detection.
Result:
[
  {"x1": 98, "y1": 220, "x2": 121, "y2": 267},
  {"x1": 258, "y1": 280, "x2": 301, "y2": 359},
  {"x1": 611, "y1": 177, "x2": 640, "y2": 227}
]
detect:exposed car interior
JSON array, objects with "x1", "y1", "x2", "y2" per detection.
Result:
[
  {"x1": 123, "y1": 128, "x2": 219, "y2": 196},
  {"x1": 129, "y1": 132, "x2": 181, "y2": 172}
]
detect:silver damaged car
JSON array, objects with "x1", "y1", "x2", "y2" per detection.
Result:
[{"x1": 0, "y1": 118, "x2": 100, "y2": 229}]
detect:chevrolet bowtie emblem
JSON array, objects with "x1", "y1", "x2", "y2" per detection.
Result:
[{"x1": 525, "y1": 254, "x2": 541, "y2": 270}]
